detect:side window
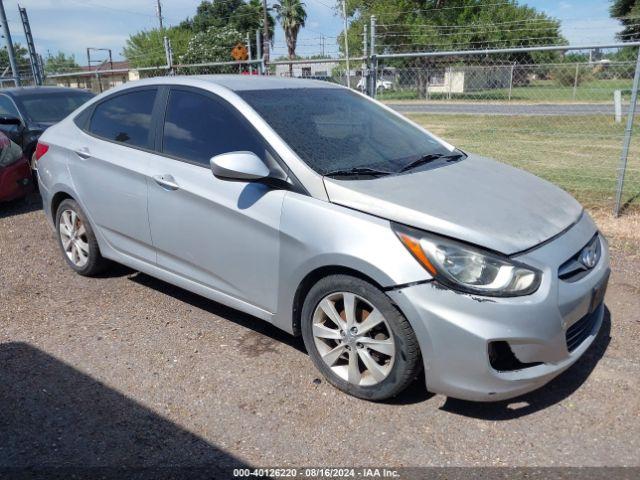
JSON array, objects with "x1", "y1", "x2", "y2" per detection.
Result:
[
  {"x1": 89, "y1": 89, "x2": 156, "y2": 148},
  {"x1": 0, "y1": 96, "x2": 20, "y2": 118},
  {"x1": 162, "y1": 89, "x2": 266, "y2": 166}
]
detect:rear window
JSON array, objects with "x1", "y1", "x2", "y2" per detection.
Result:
[
  {"x1": 89, "y1": 89, "x2": 156, "y2": 148},
  {"x1": 18, "y1": 91, "x2": 94, "y2": 123}
]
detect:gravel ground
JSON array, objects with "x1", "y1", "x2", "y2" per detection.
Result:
[{"x1": 1, "y1": 194, "x2": 639, "y2": 472}]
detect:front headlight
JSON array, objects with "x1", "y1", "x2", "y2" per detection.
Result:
[{"x1": 394, "y1": 224, "x2": 541, "y2": 297}]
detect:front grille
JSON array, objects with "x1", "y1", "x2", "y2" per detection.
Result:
[{"x1": 566, "y1": 307, "x2": 600, "y2": 352}]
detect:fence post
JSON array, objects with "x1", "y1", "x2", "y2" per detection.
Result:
[
  {"x1": 614, "y1": 90, "x2": 622, "y2": 123},
  {"x1": 614, "y1": 47, "x2": 640, "y2": 216},
  {"x1": 163, "y1": 35, "x2": 173, "y2": 75},
  {"x1": 448, "y1": 65, "x2": 453, "y2": 100},
  {"x1": 247, "y1": 33, "x2": 253, "y2": 75},
  {"x1": 362, "y1": 23, "x2": 368, "y2": 94},
  {"x1": 572, "y1": 63, "x2": 579, "y2": 100},
  {"x1": 95, "y1": 70, "x2": 102, "y2": 93},
  {"x1": 256, "y1": 29, "x2": 263, "y2": 75},
  {"x1": 370, "y1": 15, "x2": 377, "y2": 98},
  {"x1": 508, "y1": 62, "x2": 515, "y2": 101}
]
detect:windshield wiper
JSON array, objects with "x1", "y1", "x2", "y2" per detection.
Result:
[
  {"x1": 324, "y1": 166, "x2": 393, "y2": 178},
  {"x1": 399, "y1": 152, "x2": 464, "y2": 173}
]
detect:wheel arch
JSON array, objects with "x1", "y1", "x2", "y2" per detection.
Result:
[
  {"x1": 290, "y1": 265, "x2": 391, "y2": 337},
  {"x1": 51, "y1": 190, "x2": 74, "y2": 221}
]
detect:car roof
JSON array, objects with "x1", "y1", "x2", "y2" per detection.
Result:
[
  {"x1": 0, "y1": 86, "x2": 93, "y2": 98},
  {"x1": 128, "y1": 75, "x2": 344, "y2": 92}
]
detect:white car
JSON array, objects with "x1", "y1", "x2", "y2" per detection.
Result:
[{"x1": 357, "y1": 78, "x2": 394, "y2": 92}]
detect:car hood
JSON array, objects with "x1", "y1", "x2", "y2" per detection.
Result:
[{"x1": 323, "y1": 154, "x2": 583, "y2": 255}]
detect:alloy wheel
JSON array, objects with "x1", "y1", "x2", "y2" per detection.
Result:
[
  {"x1": 312, "y1": 292, "x2": 396, "y2": 386},
  {"x1": 59, "y1": 209, "x2": 90, "y2": 268}
]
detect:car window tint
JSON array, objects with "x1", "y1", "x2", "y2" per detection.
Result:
[
  {"x1": 89, "y1": 89, "x2": 156, "y2": 148},
  {"x1": 20, "y1": 91, "x2": 94, "y2": 123},
  {"x1": 0, "y1": 96, "x2": 20, "y2": 118},
  {"x1": 162, "y1": 89, "x2": 266, "y2": 165}
]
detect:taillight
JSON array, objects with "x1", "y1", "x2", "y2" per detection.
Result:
[{"x1": 34, "y1": 142, "x2": 49, "y2": 161}]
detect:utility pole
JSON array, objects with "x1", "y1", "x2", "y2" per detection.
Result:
[
  {"x1": 0, "y1": 0, "x2": 20, "y2": 86},
  {"x1": 261, "y1": 0, "x2": 270, "y2": 68},
  {"x1": 19, "y1": 6, "x2": 41, "y2": 85},
  {"x1": 342, "y1": 0, "x2": 351, "y2": 88},
  {"x1": 156, "y1": 0, "x2": 164, "y2": 32},
  {"x1": 320, "y1": 35, "x2": 325, "y2": 57}
]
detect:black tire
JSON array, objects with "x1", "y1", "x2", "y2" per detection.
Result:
[
  {"x1": 301, "y1": 274, "x2": 422, "y2": 401},
  {"x1": 55, "y1": 198, "x2": 109, "y2": 276}
]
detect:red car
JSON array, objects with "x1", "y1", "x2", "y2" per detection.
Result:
[{"x1": 0, "y1": 131, "x2": 33, "y2": 202}]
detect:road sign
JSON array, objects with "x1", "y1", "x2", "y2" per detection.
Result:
[{"x1": 231, "y1": 43, "x2": 248, "y2": 61}]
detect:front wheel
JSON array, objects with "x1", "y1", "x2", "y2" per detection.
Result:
[{"x1": 301, "y1": 275, "x2": 422, "y2": 401}]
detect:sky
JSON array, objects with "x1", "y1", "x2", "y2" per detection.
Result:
[{"x1": 2, "y1": 0, "x2": 625, "y2": 65}]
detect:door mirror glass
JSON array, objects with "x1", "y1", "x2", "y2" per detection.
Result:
[
  {"x1": 210, "y1": 151, "x2": 271, "y2": 181},
  {"x1": 0, "y1": 115, "x2": 22, "y2": 126}
]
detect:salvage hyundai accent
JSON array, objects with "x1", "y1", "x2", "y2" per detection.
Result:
[{"x1": 36, "y1": 76, "x2": 610, "y2": 401}]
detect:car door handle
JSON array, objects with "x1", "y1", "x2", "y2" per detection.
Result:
[
  {"x1": 152, "y1": 174, "x2": 180, "y2": 191},
  {"x1": 74, "y1": 147, "x2": 91, "y2": 159}
]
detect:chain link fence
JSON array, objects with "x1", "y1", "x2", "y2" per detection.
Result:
[
  {"x1": 7, "y1": 43, "x2": 639, "y2": 215},
  {"x1": 364, "y1": 47, "x2": 640, "y2": 216}
]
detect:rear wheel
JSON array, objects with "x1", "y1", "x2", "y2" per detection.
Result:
[
  {"x1": 56, "y1": 199, "x2": 109, "y2": 276},
  {"x1": 301, "y1": 274, "x2": 422, "y2": 401}
]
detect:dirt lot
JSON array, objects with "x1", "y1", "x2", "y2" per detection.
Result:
[{"x1": 1, "y1": 194, "x2": 639, "y2": 472}]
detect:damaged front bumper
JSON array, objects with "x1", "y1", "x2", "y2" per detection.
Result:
[{"x1": 387, "y1": 212, "x2": 610, "y2": 402}]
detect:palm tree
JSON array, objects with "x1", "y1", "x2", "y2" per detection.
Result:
[{"x1": 273, "y1": 0, "x2": 307, "y2": 76}]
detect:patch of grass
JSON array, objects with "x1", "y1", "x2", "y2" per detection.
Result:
[
  {"x1": 407, "y1": 113, "x2": 640, "y2": 212},
  {"x1": 378, "y1": 78, "x2": 635, "y2": 103}
]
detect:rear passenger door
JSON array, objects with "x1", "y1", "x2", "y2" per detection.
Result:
[
  {"x1": 147, "y1": 86, "x2": 287, "y2": 314},
  {"x1": 68, "y1": 87, "x2": 159, "y2": 263}
]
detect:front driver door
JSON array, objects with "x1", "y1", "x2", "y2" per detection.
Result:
[{"x1": 147, "y1": 87, "x2": 287, "y2": 315}]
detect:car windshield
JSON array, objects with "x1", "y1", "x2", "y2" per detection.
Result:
[
  {"x1": 238, "y1": 87, "x2": 455, "y2": 176},
  {"x1": 18, "y1": 91, "x2": 94, "y2": 124}
]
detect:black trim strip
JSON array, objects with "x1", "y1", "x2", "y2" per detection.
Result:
[{"x1": 384, "y1": 279, "x2": 432, "y2": 291}]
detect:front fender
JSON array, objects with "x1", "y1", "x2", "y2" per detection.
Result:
[{"x1": 272, "y1": 192, "x2": 431, "y2": 334}]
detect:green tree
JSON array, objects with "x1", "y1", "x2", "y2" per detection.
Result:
[
  {"x1": 273, "y1": 0, "x2": 307, "y2": 76},
  {"x1": 123, "y1": 26, "x2": 192, "y2": 68},
  {"x1": 0, "y1": 43, "x2": 30, "y2": 72},
  {"x1": 610, "y1": 0, "x2": 640, "y2": 41},
  {"x1": 180, "y1": 25, "x2": 245, "y2": 64},
  {"x1": 44, "y1": 51, "x2": 79, "y2": 74},
  {"x1": 183, "y1": 0, "x2": 274, "y2": 56},
  {"x1": 187, "y1": 0, "x2": 244, "y2": 32},
  {"x1": 343, "y1": 0, "x2": 564, "y2": 57}
]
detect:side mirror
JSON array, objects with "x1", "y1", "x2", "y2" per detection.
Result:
[
  {"x1": 210, "y1": 151, "x2": 271, "y2": 181},
  {"x1": 0, "y1": 115, "x2": 22, "y2": 126}
]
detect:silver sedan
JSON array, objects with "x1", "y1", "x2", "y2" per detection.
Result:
[{"x1": 36, "y1": 76, "x2": 610, "y2": 401}]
